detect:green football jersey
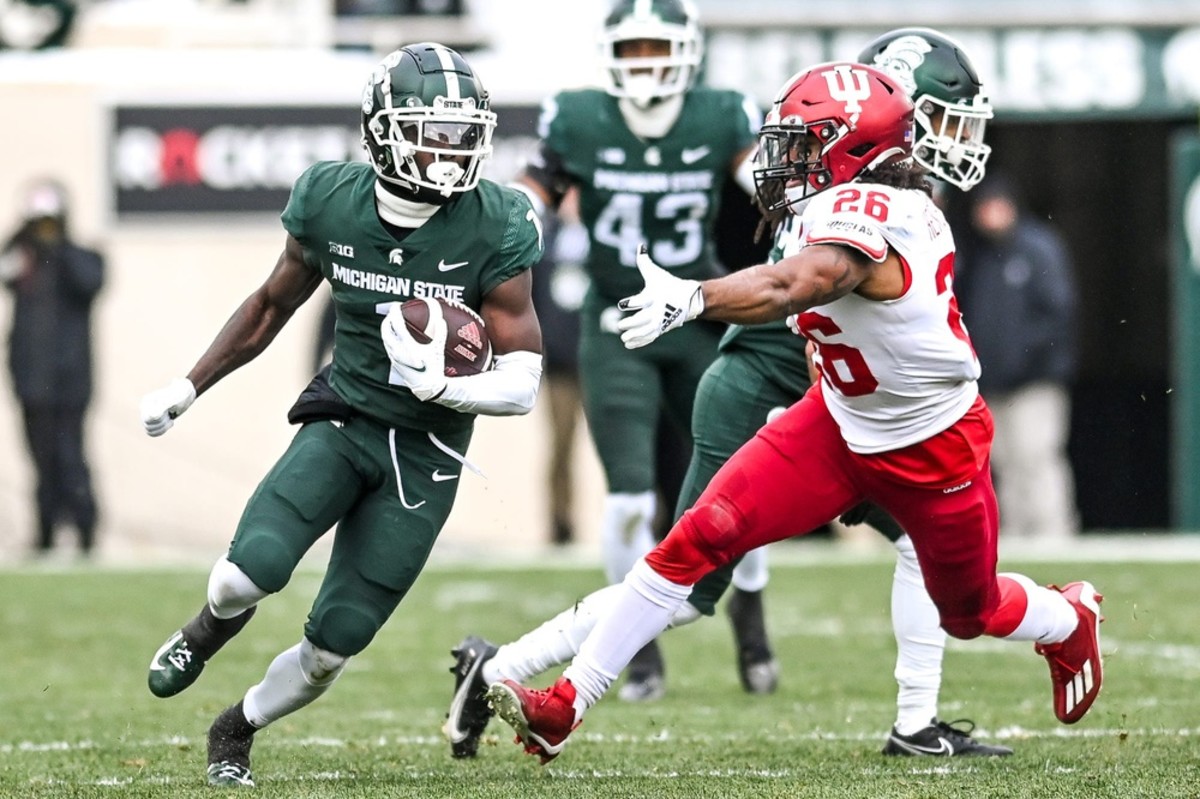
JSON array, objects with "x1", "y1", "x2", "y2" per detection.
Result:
[
  {"x1": 719, "y1": 215, "x2": 811, "y2": 395},
  {"x1": 282, "y1": 161, "x2": 542, "y2": 433},
  {"x1": 541, "y1": 87, "x2": 759, "y2": 302}
]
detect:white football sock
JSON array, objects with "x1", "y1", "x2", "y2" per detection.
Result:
[
  {"x1": 996, "y1": 572, "x2": 1079, "y2": 644},
  {"x1": 731, "y1": 546, "x2": 769, "y2": 593},
  {"x1": 600, "y1": 491, "x2": 657, "y2": 584},
  {"x1": 483, "y1": 584, "x2": 623, "y2": 685},
  {"x1": 483, "y1": 582, "x2": 706, "y2": 687},
  {"x1": 207, "y1": 555, "x2": 269, "y2": 619},
  {"x1": 890, "y1": 535, "x2": 945, "y2": 735},
  {"x1": 564, "y1": 559, "x2": 692, "y2": 718},
  {"x1": 242, "y1": 638, "x2": 347, "y2": 728}
]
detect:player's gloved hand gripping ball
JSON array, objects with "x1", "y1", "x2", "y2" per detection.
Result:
[{"x1": 382, "y1": 299, "x2": 450, "y2": 401}]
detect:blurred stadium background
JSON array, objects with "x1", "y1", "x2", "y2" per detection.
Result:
[{"x1": 1, "y1": 0, "x2": 1199, "y2": 565}]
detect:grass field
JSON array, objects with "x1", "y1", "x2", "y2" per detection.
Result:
[{"x1": 1, "y1": 543, "x2": 1198, "y2": 798}]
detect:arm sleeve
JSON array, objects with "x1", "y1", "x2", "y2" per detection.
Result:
[{"x1": 432, "y1": 350, "x2": 542, "y2": 416}]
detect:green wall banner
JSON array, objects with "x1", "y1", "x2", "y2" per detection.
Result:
[{"x1": 705, "y1": 26, "x2": 1200, "y2": 120}]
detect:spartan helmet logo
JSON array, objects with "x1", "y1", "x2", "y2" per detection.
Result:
[
  {"x1": 870, "y1": 34, "x2": 932, "y2": 98},
  {"x1": 389, "y1": 248, "x2": 404, "y2": 266}
]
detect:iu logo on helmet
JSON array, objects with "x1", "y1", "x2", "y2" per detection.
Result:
[{"x1": 822, "y1": 65, "x2": 872, "y2": 119}]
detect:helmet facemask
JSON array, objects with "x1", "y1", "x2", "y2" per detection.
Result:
[
  {"x1": 599, "y1": 2, "x2": 703, "y2": 107},
  {"x1": 365, "y1": 99, "x2": 495, "y2": 202},
  {"x1": 754, "y1": 125, "x2": 835, "y2": 213},
  {"x1": 913, "y1": 93, "x2": 992, "y2": 191}
]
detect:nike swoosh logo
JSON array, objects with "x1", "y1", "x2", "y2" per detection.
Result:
[
  {"x1": 681, "y1": 146, "x2": 710, "y2": 164},
  {"x1": 443, "y1": 646, "x2": 486, "y2": 742},
  {"x1": 438, "y1": 259, "x2": 469, "y2": 272},
  {"x1": 432, "y1": 470, "x2": 458, "y2": 482},
  {"x1": 148, "y1": 631, "x2": 183, "y2": 672},
  {"x1": 895, "y1": 736, "x2": 954, "y2": 756}
]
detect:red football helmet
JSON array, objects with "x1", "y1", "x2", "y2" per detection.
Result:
[{"x1": 754, "y1": 61, "x2": 915, "y2": 212}]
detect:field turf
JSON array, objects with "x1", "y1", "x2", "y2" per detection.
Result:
[{"x1": 1, "y1": 543, "x2": 1197, "y2": 797}]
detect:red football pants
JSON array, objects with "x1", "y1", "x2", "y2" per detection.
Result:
[{"x1": 647, "y1": 386, "x2": 1001, "y2": 639}]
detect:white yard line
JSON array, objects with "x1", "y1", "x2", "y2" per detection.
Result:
[{"x1": 2, "y1": 724, "x2": 1194, "y2": 756}]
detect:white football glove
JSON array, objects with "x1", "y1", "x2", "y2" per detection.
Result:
[
  {"x1": 616, "y1": 244, "x2": 705, "y2": 349},
  {"x1": 785, "y1": 313, "x2": 802, "y2": 336},
  {"x1": 140, "y1": 377, "x2": 197, "y2": 437},
  {"x1": 381, "y1": 303, "x2": 448, "y2": 401}
]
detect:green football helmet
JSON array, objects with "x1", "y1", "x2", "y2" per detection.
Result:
[
  {"x1": 361, "y1": 42, "x2": 496, "y2": 204},
  {"x1": 599, "y1": 0, "x2": 703, "y2": 106},
  {"x1": 858, "y1": 27, "x2": 993, "y2": 190}
]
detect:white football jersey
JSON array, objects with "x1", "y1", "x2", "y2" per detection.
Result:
[{"x1": 787, "y1": 182, "x2": 980, "y2": 453}]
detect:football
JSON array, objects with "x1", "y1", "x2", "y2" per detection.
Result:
[{"x1": 401, "y1": 297, "x2": 493, "y2": 377}]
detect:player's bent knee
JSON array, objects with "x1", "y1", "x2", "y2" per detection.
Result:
[
  {"x1": 941, "y1": 615, "x2": 987, "y2": 640},
  {"x1": 299, "y1": 638, "x2": 348, "y2": 686},
  {"x1": 683, "y1": 497, "x2": 746, "y2": 558},
  {"x1": 232, "y1": 534, "x2": 304, "y2": 594},
  {"x1": 307, "y1": 603, "x2": 384, "y2": 658},
  {"x1": 647, "y1": 516, "x2": 728, "y2": 585}
]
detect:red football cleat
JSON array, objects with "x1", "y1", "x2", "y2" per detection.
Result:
[
  {"x1": 485, "y1": 677, "x2": 580, "y2": 764},
  {"x1": 1035, "y1": 581, "x2": 1104, "y2": 724}
]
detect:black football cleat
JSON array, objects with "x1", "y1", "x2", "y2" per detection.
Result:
[
  {"x1": 207, "y1": 701, "x2": 258, "y2": 787},
  {"x1": 443, "y1": 636, "x2": 499, "y2": 758},
  {"x1": 882, "y1": 718, "x2": 1013, "y2": 757}
]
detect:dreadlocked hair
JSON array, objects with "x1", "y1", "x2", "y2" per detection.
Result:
[
  {"x1": 859, "y1": 161, "x2": 934, "y2": 196},
  {"x1": 752, "y1": 180, "x2": 789, "y2": 244}
]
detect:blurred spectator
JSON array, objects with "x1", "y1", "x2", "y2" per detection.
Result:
[
  {"x1": 0, "y1": 179, "x2": 104, "y2": 558},
  {"x1": 957, "y1": 172, "x2": 1081, "y2": 541},
  {"x1": 531, "y1": 203, "x2": 589, "y2": 546}
]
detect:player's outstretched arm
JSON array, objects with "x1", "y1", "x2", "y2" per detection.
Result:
[
  {"x1": 617, "y1": 242, "x2": 879, "y2": 349},
  {"x1": 140, "y1": 234, "x2": 323, "y2": 436},
  {"x1": 699, "y1": 243, "x2": 873, "y2": 325}
]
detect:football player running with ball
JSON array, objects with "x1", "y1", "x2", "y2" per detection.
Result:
[
  {"x1": 139, "y1": 43, "x2": 544, "y2": 787},
  {"x1": 486, "y1": 59, "x2": 1104, "y2": 764},
  {"x1": 499, "y1": 0, "x2": 777, "y2": 706},
  {"x1": 445, "y1": 28, "x2": 1013, "y2": 760}
]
